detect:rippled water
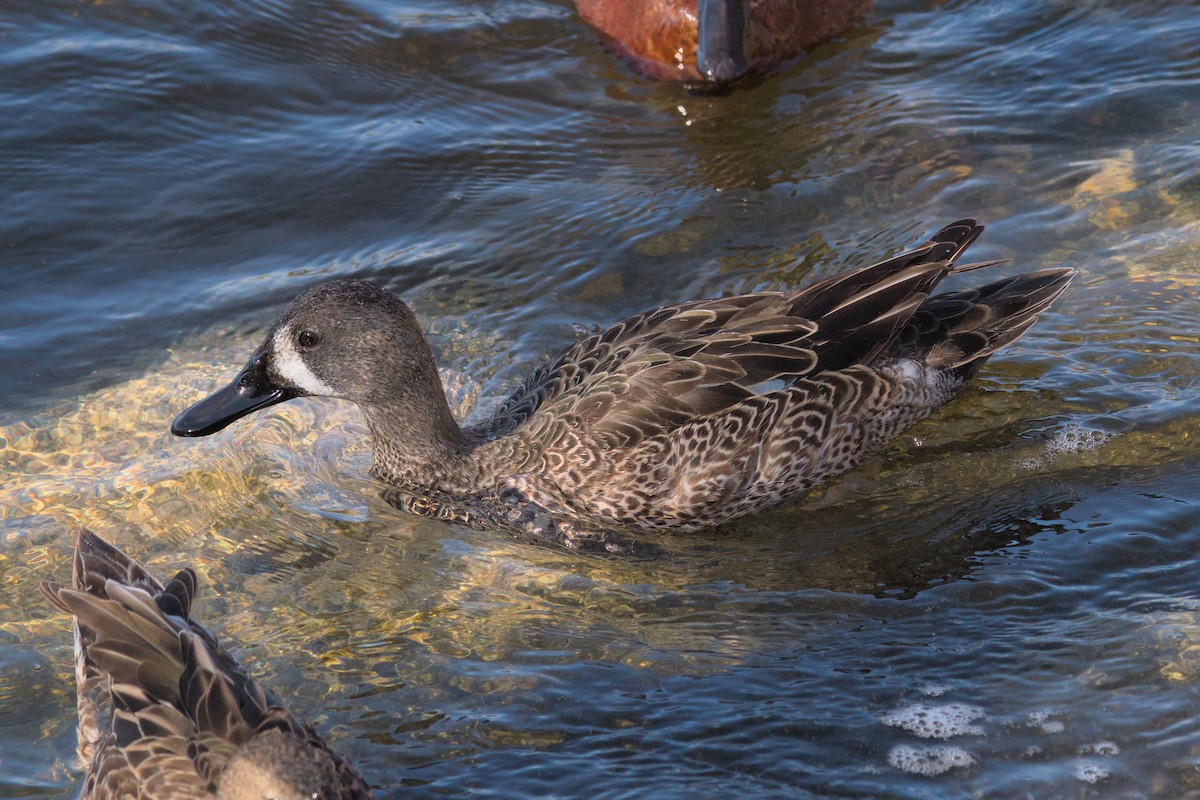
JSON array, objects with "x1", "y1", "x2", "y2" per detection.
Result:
[{"x1": 3, "y1": 0, "x2": 1200, "y2": 796}]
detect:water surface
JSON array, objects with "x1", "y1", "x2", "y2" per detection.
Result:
[{"x1": 2, "y1": 0, "x2": 1200, "y2": 797}]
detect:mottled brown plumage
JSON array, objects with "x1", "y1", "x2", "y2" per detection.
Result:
[
  {"x1": 173, "y1": 220, "x2": 1073, "y2": 545},
  {"x1": 40, "y1": 530, "x2": 374, "y2": 800}
]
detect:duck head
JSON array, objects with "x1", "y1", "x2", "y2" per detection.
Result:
[{"x1": 171, "y1": 279, "x2": 446, "y2": 438}]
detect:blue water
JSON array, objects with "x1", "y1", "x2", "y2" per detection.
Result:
[{"x1": 3, "y1": 0, "x2": 1200, "y2": 797}]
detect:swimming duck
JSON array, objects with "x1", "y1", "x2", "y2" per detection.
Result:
[
  {"x1": 40, "y1": 530, "x2": 375, "y2": 800},
  {"x1": 173, "y1": 220, "x2": 1072, "y2": 545},
  {"x1": 575, "y1": 0, "x2": 872, "y2": 85}
]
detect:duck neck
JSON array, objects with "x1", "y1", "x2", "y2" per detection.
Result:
[{"x1": 360, "y1": 386, "x2": 480, "y2": 493}]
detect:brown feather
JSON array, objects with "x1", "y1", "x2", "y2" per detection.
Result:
[{"x1": 41, "y1": 530, "x2": 375, "y2": 799}]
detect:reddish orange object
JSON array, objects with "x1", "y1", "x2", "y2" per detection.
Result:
[{"x1": 576, "y1": 0, "x2": 872, "y2": 83}]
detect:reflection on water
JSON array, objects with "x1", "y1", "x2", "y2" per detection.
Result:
[{"x1": 2, "y1": 0, "x2": 1200, "y2": 797}]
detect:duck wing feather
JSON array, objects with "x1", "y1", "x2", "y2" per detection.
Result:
[
  {"x1": 481, "y1": 219, "x2": 985, "y2": 449},
  {"x1": 40, "y1": 530, "x2": 374, "y2": 799}
]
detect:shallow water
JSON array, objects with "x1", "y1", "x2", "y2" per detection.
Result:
[{"x1": 3, "y1": 0, "x2": 1200, "y2": 796}]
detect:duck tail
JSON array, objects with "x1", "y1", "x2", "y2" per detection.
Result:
[
  {"x1": 903, "y1": 267, "x2": 1076, "y2": 378},
  {"x1": 40, "y1": 530, "x2": 159, "y2": 615},
  {"x1": 786, "y1": 219, "x2": 987, "y2": 372},
  {"x1": 75, "y1": 529, "x2": 164, "y2": 597},
  {"x1": 40, "y1": 531, "x2": 196, "y2": 698}
]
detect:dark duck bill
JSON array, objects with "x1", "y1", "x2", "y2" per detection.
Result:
[{"x1": 171, "y1": 349, "x2": 300, "y2": 437}]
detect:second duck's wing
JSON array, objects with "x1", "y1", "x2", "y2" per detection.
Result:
[
  {"x1": 42, "y1": 534, "x2": 211, "y2": 797},
  {"x1": 41, "y1": 530, "x2": 374, "y2": 800},
  {"x1": 480, "y1": 220, "x2": 983, "y2": 449}
]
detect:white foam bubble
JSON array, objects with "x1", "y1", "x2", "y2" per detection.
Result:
[
  {"x1": 1074, "y1": 759, "x2": 1111, "y2": 783},
  {"x1": 882, "y1": 702, "x2": 985, "y2": 739},
  {"x1": 919, "y1": 684, "x2": 950, "y2": 697},
  {"x1": 1027, "y1": 709, "x2": 1065, "y2": 734},
  {"x1": 1080, "y1": 741, "x2": 1120, "y2": 756},
  {"x1": 888, "y1": 744, "x2": 976, "y2": 776},
  {"x1": 1019, "y1": 423, "x2": 1113, "y2": 469}
]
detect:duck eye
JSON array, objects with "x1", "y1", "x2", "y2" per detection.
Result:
[{"x1": 297, "y1": 330, "x2": 320, "y2": 348}]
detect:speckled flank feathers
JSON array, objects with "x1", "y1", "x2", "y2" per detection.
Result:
[
  {"x1": 173, "y1": 220, "x2": 1074, "y2": 543},
  {"x1": 40, "y1": 530, "x2": 374, "y2": 800}
]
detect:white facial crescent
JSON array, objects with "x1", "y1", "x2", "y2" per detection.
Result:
[{"x1": 272, "y1": 326, "x2": 336, "y2": 395}]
